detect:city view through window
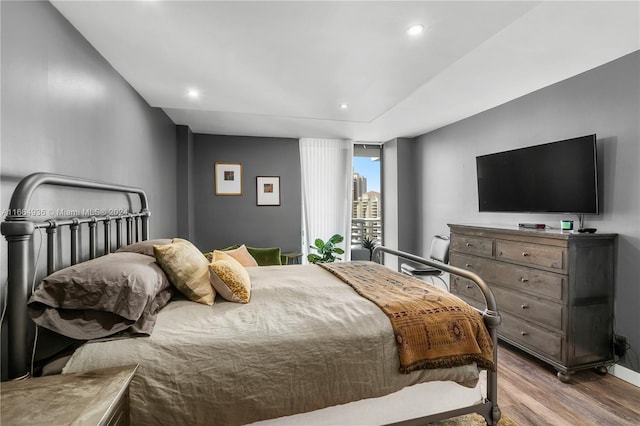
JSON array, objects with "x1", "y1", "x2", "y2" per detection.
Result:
[{"x1": 352, "y1": 146, "x2": 382, "y2": 250}]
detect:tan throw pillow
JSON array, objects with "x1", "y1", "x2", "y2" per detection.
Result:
[
  {"x1": 154, "y1": 238, "x2": 215, "y2": 305},
  {"x1": 209, "y1": 250, "x2": 251, "y2": 303},
  {"x1": 224, "y1": 244, "x2": 259, "y2": 267}
]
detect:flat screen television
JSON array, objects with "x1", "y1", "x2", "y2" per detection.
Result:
[{"x1": 476, "y1": 135, "x2": 599, "y2": 214}]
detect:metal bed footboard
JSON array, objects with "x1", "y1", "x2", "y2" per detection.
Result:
[
  {"x1": 372, "y1": 246, "x2": 502, "y2": 426},
  {"x1": 1, "y1": 173, "x2": 150, "y2": 380}
]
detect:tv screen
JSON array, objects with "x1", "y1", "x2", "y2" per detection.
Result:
[{"x1": 476, "y1": 135, "x2": 598, "y2": 214}]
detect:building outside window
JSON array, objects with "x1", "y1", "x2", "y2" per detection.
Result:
[{"x1": 352, "y1": 144, "x2": 382, "y2": 259}]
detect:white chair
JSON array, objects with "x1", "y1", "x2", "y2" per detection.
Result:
[{"x1": 400, "y1": 235, "x2": 450, "y2": 291}]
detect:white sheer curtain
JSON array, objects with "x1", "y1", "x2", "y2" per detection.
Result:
[{"x1": 300, "y1": 138, "x2": 354, "y2": 262}]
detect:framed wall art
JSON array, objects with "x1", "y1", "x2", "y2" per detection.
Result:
[
  {"x1": 215, "y1": 162, "x2": 242, "y2": 195},
  {"x1": 256, "y1": 176, "x2": 280, "y2": 206}
]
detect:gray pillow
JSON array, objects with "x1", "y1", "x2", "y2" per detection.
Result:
[
  {"x1": 28, "y1": 252, "x2": 173, "y2": 340},
  {"x1": 115, "y1": 238, "x2": 172, "y2": 257}
]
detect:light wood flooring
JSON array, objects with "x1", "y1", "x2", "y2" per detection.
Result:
[{"x1": 497, "y1": 342, "x2": 640, "y2": 425}]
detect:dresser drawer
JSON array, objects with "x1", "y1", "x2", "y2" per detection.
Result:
[
  {"x1": 496, "y1": 240, "x2": 566, "y2": 271},
  {"x1": 450, "y1": 276, "x2": 485, "y2": 309},
  {"x1": 451, "y1": 234, "x2": 494, "y2": 258},
  {"x1": 500, "y1": 311, "x2": 562, "y2": 361},
  {"x1": 449, "y1": 253, "x2": 494, "y2": 280},
  {"x1": 451, "y1": 253, "x2": 565, "y2": 301},
  {"x1": 488, "y1": 261, "x2": 565, "y2": 301},
  {"x1": 491, "y1": 286, "x2": 563, "y2": 331}
]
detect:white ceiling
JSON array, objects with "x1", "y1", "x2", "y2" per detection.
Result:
[{"x1": 50, "y1": 1, "x2": 640, "y2": 143}]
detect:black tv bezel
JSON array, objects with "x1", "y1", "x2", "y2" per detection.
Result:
[{"x1": 476, "y1": 134, "x2": 599, "y2": 215}]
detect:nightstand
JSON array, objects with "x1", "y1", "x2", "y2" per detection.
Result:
[{"x1": 1, "y1": 364, "x2": 138, "y2": 425}]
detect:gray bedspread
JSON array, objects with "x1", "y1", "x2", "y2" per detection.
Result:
[{"x1": 63, "y1": 264, "x2": 480, "y2": 425}]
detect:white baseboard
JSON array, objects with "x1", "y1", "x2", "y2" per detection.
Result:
[{"x1": 611, "y1": 363, "x2": 640, "y2": 387}]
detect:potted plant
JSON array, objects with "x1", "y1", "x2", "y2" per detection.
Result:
[
  {"x1": 361, "y1": 236, "x2": 379, "y2": 261},
  {"x1": 307, "y1": 234, "x2": 344, "y2": 264}
]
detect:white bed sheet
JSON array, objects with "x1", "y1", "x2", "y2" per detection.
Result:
[{"x1": 252, "y1": 371, "x2": 487, "y2": 425}]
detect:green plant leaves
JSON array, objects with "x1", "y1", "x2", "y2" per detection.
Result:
[
  {"x1": 327, "y1": 234, "x2": 344, "y2": 244},
  {"x1": 307, "y1": 234, "x2": 345, "y2": 264}
]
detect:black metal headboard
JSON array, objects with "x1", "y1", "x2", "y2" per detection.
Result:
[{"x1": 1, "y1": 172, "x2": 150, "y2": 380}]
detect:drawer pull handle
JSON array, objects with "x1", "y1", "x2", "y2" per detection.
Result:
[
  {"x1": 520, "y1": 277, "x2": 529, "y2": 283},
  {"x1": 520, "y1": 331, "x2": 529, "y2": 336},
  {"x1": 522, "y1": 252, "x2": 530, "y2": 257},
  {"x1": 466, "y1": 243, "x2": 473, "y2": 247},
  {"x1": 465, "y1": 285, "x2": 473, "y2": 289},
  {"x1": 465, "y1": 263, "x2": 472, "y2": 268},
  {"x1": 521, "y1": 304, "x2": 529, "y2": 309}
]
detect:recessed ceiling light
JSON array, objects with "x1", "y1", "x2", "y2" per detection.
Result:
[
  {"x1": 407, "y1": 24, "x2": 424, "y2": 37},
  {"x1": 186, "y1": 89, "x2": 199, "y2": 98},
  {"x1": 339, "y1": 103, "x2": 349, "y2": 109}
]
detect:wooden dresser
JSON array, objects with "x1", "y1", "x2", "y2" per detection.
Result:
[
  {"x1": 1, "y1": 364, "x2": 138, "y2": 425},
  {"x1": 448, "y1": 224, "x2": 617, "y2": 382}
]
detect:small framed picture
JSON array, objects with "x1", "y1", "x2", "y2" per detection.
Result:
[
  {"x1": 256, "y1": 176, "x2": 280, "y2": 206},
  {"x1": 215, "y1": 162, "x2": 242, "y2": 195}
]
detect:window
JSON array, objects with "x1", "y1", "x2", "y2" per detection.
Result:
[{"x1": 352, "y1": 144, "x2": 382, "y2": 258}]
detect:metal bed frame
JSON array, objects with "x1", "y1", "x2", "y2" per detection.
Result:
[
  {"x1": 1, "y1": 172, "x2": 502, "y2": 425},
  {"x1": 1, "y1": 173, "x2": 150, "y2": 380}
]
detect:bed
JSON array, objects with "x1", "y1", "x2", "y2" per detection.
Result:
[{"x1": 1, "y1": 173, "x2": 502, "y2": 425}]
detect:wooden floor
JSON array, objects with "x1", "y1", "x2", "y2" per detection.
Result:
[{"x1": 497, "y1": 342, "x2": 640, "y2": 425}]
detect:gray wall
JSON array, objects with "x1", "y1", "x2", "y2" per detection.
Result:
[
  {"x1": 396, "y1": 138, "x2": 418, "y2": 255},
  {"x1": 382, "y1": 137, "x2": 418, "y2": 269},
  {"x1": 192, "y1": 134, "x2": 302, "y2": 254},
  {"x1": 0, "y1": 1, "x2": 178, "y2": 379},
  {"x1": 414, "y1": 51, "x2": 640, "y2": 373},
  {"x1": 176, "y1": 125, "x2": 195, "y2": 240},
  {"x1": 382, "y1": 139, "x2": 399, "y2": 269}
]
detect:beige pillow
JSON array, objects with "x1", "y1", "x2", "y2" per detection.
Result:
[
  {"x1": 154, "y1": 238, "x2": 215, "y2": 305},
  {"x1": 224, "y1": 244, "x2": 259, "y2": 267},
  {"x1": 209, "y1": 250, "x2": 251, "y2": 303}
]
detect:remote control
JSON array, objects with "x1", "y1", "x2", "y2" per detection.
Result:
[{"x1": 578, "y1": 228, "x2": 597, "y2": 233}]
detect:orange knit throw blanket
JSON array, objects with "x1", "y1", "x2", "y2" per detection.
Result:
[{"x1": 319, "y1": 262, "x2": 495, "y2": 373}]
